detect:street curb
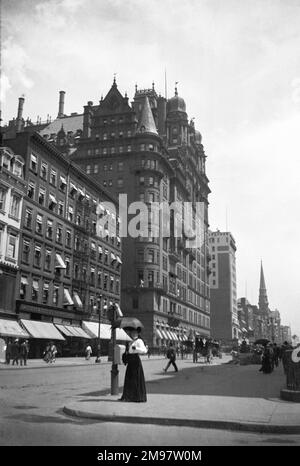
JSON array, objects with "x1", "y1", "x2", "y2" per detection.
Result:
[{"x1": 62, "y1": 405, "x2": 300, "y2": 434}]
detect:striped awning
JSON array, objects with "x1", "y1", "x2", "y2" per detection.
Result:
[
  {"x1": 20, "y1": 319, "x2": 65, "y2": 341},
  {"x1": 55, "y1": 324, "x2": 91, "y2": 339},
  {"x1": 160, "y1": 329, "x2": 169, "y2": 340},
  {"x1": 155, "y1": 329, "x2": 163, "y2": 339},
  {"x1": 0, "y1": 319, "x2": 30, "y2": 339}
]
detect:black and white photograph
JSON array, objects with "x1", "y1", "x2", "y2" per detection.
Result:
[{"x1": 0, "y1": 0, "x2": 300, "y2": 452}]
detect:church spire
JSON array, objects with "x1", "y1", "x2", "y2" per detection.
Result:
[
  {"x1": 137, "y1": 96, "x2": 158, "y2": 135},
  {"x1": 258, "y1": 260, "x2": 269, "y2": 314}
]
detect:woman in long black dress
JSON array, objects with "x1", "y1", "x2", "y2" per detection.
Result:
[
  {"x1": 120, "y1": 329, "x2": 147, "y2": 402},
  {"x1": 259, "y1": 344, "x2": 273, "y2": 373}
]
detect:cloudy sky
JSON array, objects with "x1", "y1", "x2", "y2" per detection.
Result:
[{"x1": 1, "y1": 0, "x2": 300, "y2": 335}]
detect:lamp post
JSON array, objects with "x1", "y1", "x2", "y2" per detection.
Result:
[
  {"x1": 108, "y1": 302, "x2": 123, "y2": 395},
  {"x1": 95, "y1": 294, "x2": 102, "y2": 363}
]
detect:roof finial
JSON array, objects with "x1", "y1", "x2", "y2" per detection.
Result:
[
  {"x1": 125, "y1": 91, "x2": 128, "y2": 98},
  {"x1": 152, "y1": 81, "x2": 155, "y2": 91},
  {"x1": 113, "y1": 73, "x2": 117, "y2": 86},
  {"x1": 135, "y1": 83, "x2": 138, "y2": 93},
  {"x1": 175, "y1": 81, "x2": 179, "y2": 96}
]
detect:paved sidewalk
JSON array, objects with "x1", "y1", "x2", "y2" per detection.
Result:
[
  {"x1": 0, "y1": 354, "x2": 165, "y2": 370},
  {"x1": 63, "y1": 360, "x2": 300, "y2": 434}
]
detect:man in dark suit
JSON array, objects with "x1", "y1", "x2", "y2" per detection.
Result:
[{"x1": 163, "y1": 342, "x2": 178, "y2": 372}]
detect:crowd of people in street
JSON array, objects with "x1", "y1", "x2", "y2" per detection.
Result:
[
  {"x1": 4, "y1": 339, "x2": 29, "y2": 366},
  {"x1": 259, "y1": 341, "x2": 293, "y2": 374}
]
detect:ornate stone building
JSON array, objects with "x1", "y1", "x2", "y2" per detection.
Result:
[{"x1": 69, "y1": 80, "x2": 211, "y2": 347}]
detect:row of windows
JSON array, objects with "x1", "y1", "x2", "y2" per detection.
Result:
[
  {"x1": 86, "y1": 161, "x2": 125, "y2": 174},
  {"x1": 160, "y1": 298, "x2": 210, "y2": 328},
  {"x1": 138, "y1": 176, "x2": 160, "y2": 188},
  {"x1": 24, "y1": 202, "x2": 120, "y2": 248},
  {"x1": 103, "y1": 178, "x2": 124, "y2": 188},
  {"x1": 19, "y1": 277, "x2": 119, "y2": 308},
  {"x1": 29, "y1": 153, "x2": 106, "y2": 208},
  {"x1": 21, "y1": 238, "x2": 121, "y2": 270}
]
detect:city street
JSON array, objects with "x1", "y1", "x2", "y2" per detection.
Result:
[{"x1": 1, "y1": 356, "x2": 299, "y2": 446}]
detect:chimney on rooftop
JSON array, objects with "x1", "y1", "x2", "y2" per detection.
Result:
[
  {"x1": 58, "y1": 90, "x2": 65, "y2": 118},
  {"x1": 16, "y1": 96, "x2": 25, "y2": 132}
]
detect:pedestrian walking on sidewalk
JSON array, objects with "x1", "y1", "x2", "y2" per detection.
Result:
[
  {"x1": 273, "y1": 343, "x2": 280, "y2": 368},
  {"x1": 259, "y1": 343, "x2": 273, "y2": 374},
  {"x1": 85, "y1": 344, "x2": 92, "y2": 360},
  {"x1": 20, "y1": 340, "x2": 29, "y2": 366},
  {"x1": 164, "y1": 342, "x2": 178, "y2": 372},
  {"x1": 49, "y1": 342, "x2": 57, "y2": 363},
  {"x1": 5, "y1": 339, "x2": 12, "y2": 364},
  {"x1": 119, "y1": 328, "x2": 147, "y2": 403},
  {"x1": 11, "y1": 339, "x2": 20, "y2": 366}
]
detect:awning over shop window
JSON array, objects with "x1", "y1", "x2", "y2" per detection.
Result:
[
  {"x1": 0, "y1": 319, "x2": 30, "y2": 339},
  {"x1": 64, "y1": 289, "x2": 74, "y2": 305},
  {"x1": 82, "y1": 321, "x2": 131, "y2": 341},
  {"x1": 116, "y1": 256, "x2": 122, "y2": 265},
  {"x1": 21, "y1": 277, "x2": 29, "y2": 285},
  {"x1": 160, "y1": 329, "x2": 169, "y2": 340},
  {"x1": 165, "y1": 330, "x2": 173, "y2": 340},
  {"x1": 73, "y1": 292, "x2": 83, "y2": 308},
  {"x1": 20, "y1": 319, "x2": 65, "y2": 340},
  {"x1": 116, "y1": 328, "x2": 132, "y2": 341},
  {"x1": 82, "y1": 321, "x2": 111, "y2": 340},
  {"x1": 155, "y1": 329, "x2": 163, "y2": 339},
  {"x1": 55, "y1": 324, "x2": 91, "y2": 339},
  {"x1": 111, "y1": 253, "x2": 117, "y2": 262},
  {"x1": 55, "y1": 253, "x2": 66, "y2": 269}
]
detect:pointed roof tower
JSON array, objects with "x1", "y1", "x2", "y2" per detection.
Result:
[
  {"x1": 137, "y1": 96, "x2": 158, "y2": 135},
  {"x1": 258, "y1": 261, "x2": 269, "y2": 314}
]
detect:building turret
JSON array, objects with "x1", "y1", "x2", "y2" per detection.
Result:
[{"x1": 137, "y1": 96, "x2": 158, "y2": 135}]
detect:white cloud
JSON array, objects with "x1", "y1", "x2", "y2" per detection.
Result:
[{"x1": 0, "y1": 73, "x2": 12, "y2": 103}]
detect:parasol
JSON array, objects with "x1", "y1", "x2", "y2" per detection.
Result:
[
  {"x1": 254, "y1": 338, "x2": 270, "y2": 346},
  {"x1": 112, "y1": 317, "x2": 144, "y2": 331}
]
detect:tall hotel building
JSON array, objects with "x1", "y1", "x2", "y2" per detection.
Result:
[
  {"x1": 69, "y1": 80, "x2": 211, "y2": 346},
  {"x1": 208, "y1": 230, "x2": 239, "y2": 342}
]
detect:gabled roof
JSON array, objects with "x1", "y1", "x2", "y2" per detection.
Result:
[
  {"x1": 137, "y1": 96, "x2": 158, "y2": 135},
  {"x1": 97, "y1": 80, "x2": 132, "y2": 115},
  {"x1": 39, "y1": 114, "x2": 83, "y2": 136}
]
